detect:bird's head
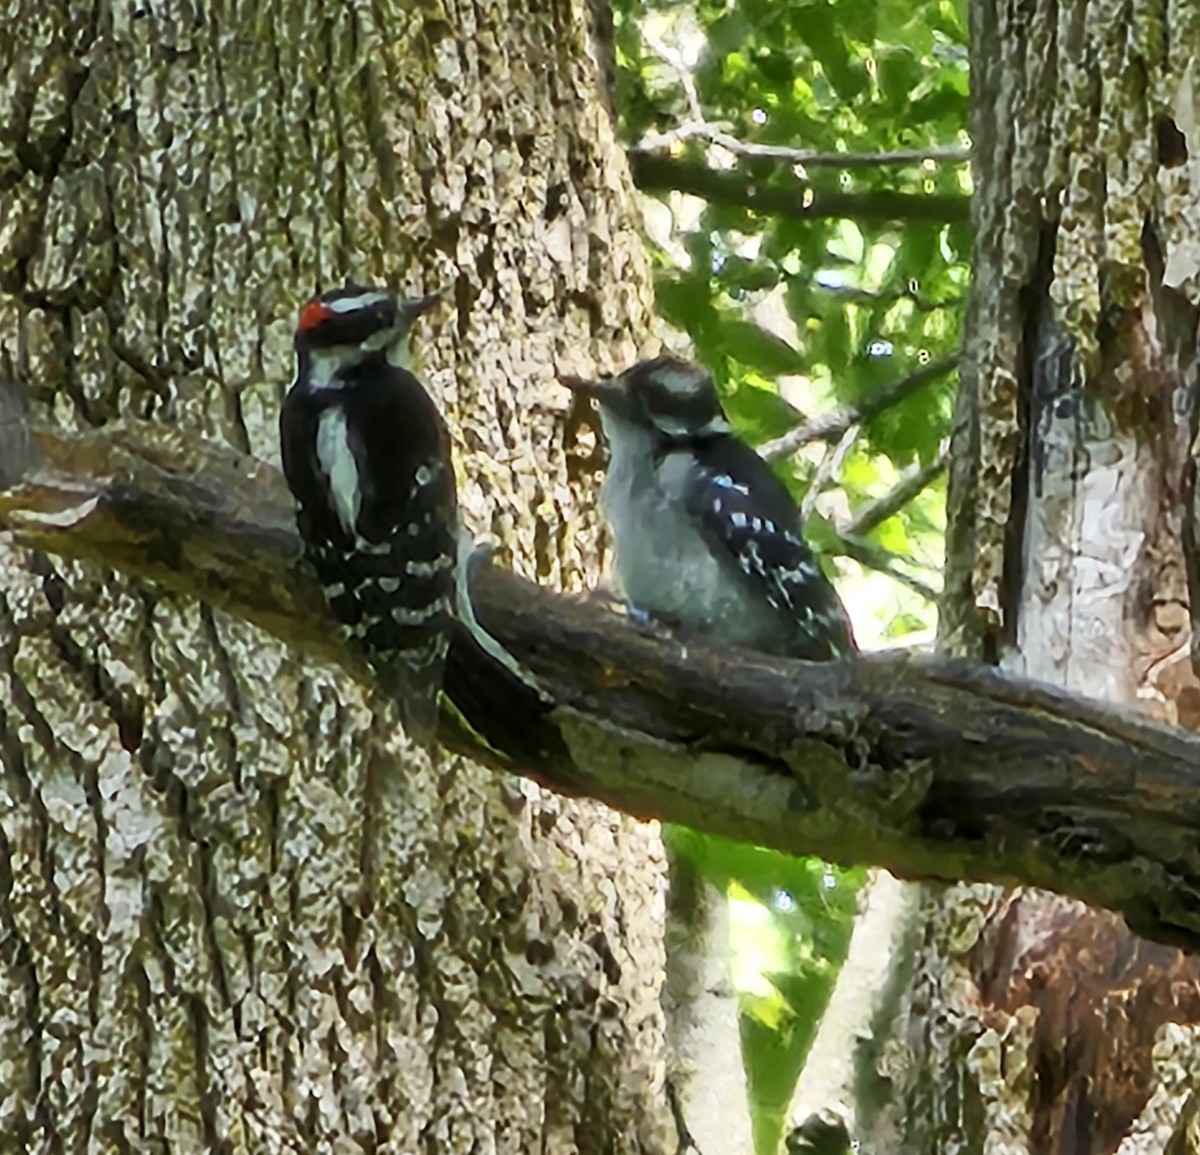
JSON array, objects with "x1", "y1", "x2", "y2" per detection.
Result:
[
  {"x1": 561, "y1": 356, "x2": 732, "y2": 442},
  {"x1": 294, "y1": 285, "x2": 440, "y2": 378}
]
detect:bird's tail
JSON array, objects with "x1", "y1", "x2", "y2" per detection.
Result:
[
  {"x1": 372, "y1": 645, "x2": 447, "y2": 748},
  {"x1": 440, "y1": 537, "x2": 575, "y2": 784}
]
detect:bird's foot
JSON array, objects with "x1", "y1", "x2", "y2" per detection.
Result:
[
  {"x1": 625, "y1": 601, "x2": 659, "y2": 633},
  {"x1": 580, "y1": 587, "x2": 681, "y2": 640},
  {"x1": 624, "y1": 601, "x2": 685, "y2": 639}
]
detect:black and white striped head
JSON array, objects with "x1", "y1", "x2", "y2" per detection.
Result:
[
  {"x1": 563, "y1": 356, "x2": 732, "y2": 442},
  {"x1": 294, "y1": 284, "x2": 439, "y2": 380}
]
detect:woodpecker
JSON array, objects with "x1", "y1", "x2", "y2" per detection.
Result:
[
  {"x1": 279, "y1": 284, "x2": 457, "y2": 743},
  {"x1": 563, "y1": 356, "x2": 855, "y2": 660}
]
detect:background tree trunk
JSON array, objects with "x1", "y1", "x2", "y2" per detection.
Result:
[
  {"x1": 857, "y1": 0, "x2": 1200, "y2": 1151},
  {"x1": 661, "y1": 844, "x2": 753, "y2": 1154},
  {"x1": 0, "y1": 2, "x2": 674, "y2": 1150},
  {"x1": 785, "y1": 870, "x2": 920, "y2": 1150}
]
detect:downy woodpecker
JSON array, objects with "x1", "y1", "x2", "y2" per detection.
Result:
[
  {"x1": 563, "y1": 356, "x2": 855, "y2": 660},
  {"x1": 280, "y1": 285, "x2": 456, "y2": 743}
]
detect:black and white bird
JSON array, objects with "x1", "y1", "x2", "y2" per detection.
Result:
[
  {"x1": 562, "y1": 356, "x2": 855, "y2": 661},
  {"x1": 280, "y1": 283, "x2": 566, "y2": 763},
  {"x1": 279, "y1": 285, "x2": 457, "y2": 743}
]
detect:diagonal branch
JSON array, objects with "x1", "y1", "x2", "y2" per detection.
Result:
[
  {"x1": 844, "y1": 447, "x2": 949, "y2": 537},
  {"x1": 760, "y1": 356, "x2": 959, "y2": 462},
  {"x1": 829, "y1": 533, "x2": 941, "y2": 603},
  {"x1": 4, "y1": 425, "x2": 1200, "y2": 952},
  {"x1": 641, "y1": 33, "x2": 705, "y2": 125}
]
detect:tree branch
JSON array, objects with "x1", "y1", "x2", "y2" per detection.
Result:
[
  {"x1": 828, "y1": 533, "x2": 941, "y2": 603},
  {"x1": 632, "y1": 125, "x2": 972, "y2": 171},
  {"x1": 4, "y1": 425, "x2": 1200, "y2": 952},
  {"x1": 628, "y1": 154, "x2": 971, "y2": 225},
  {"x1": 844, "y1": 448, "x2": 949, "y2": 537},
  {"x1": 760, "y1": 356, "x2": 959, "y2": 462}
]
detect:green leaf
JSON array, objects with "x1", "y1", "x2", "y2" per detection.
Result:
[
  {"x1": 654, "y1": 272, "x2": 717, "y2": 335},
  {"x1": 729, "y1": 381, "x2": 808, "y2": 444},
  {"x1": 716, "y1": 254, "x2": 782, "y2": 294},
  {"x1": 792, "y1": 4, "x2": 867, "y2": 102},
  {"x1": 719, "y1": 319, "x2": 808, "y2": 375}
]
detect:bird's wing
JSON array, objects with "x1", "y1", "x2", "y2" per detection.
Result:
[{"x1": 681, "y1": 439, "x2": 856, "y2": 659}]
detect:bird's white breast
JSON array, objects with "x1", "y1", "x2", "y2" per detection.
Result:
[
  {"x1": 598, "y1": 413, "x2": 771, "y2": 642},
  {"x1": 316, "y1": 407, "x2": 362, "y2": 537}
]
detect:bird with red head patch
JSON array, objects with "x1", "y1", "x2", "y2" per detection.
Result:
[{"x1": 279, "y1": 283, "x2": 457, "y2": 744}]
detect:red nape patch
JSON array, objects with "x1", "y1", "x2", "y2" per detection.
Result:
[{"x1": 297, "y1": 299, "x2": 333, "y2": 333}]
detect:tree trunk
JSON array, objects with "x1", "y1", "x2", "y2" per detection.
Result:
[
  {"x1": 786, "y1": 870, "x2": 921, "y2": 1150},
  {"x1": 857, "y1": 0, "x2": 1200, "y2": 1151},
  {"x1": 661, "y1": 843, "x2": 753, "y2": 1155},
  {"x1": 0, "y1": 2, "x2": 674, "y2": 1150}
]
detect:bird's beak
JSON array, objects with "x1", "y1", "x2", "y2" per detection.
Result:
[
  {"x1": 560, "y1": 374, "x2": 632, "y2": 416},
  {"x1": 398, "y1": 293, "x2": 442, "y2": 323},
  {"x1": 383, "y1": 294, "x2": 443, "y2": 367}
]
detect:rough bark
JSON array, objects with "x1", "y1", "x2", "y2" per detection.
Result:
[
  {"x1": 860, "y1": 0, "x2": 1200, "y2": 1150},
  {"x1": 0, "y1": 1, "x2": 673, "y2": 1150}
]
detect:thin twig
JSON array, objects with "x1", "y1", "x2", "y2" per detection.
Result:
[
  {"x1": 804, "y1": 282, "x2": 965, "y2": 313},
  {"x1": 633, "y1": 122, "x2": 972, "y2": 170},
  {"x1": 844, "y1": 447, "x2": 949, "y2": 537},
  {"x1": 642, "y1": 33, "x2": 705, "y2": 124},
  {"x1": 760, "y1": 356, "x2": 959, "y2": 462},
  {"x1": 802, "y1": 424, "x2": 859, "y2": 522},
  {"x1": 830, "y1": 533, "x2": 941, "y2": 603}
]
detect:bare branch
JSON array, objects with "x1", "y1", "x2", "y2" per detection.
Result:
[
  {"x1": 5, "y1": 425, "x2": 1200, "y2": 953},
  {"x1": 760, "y1": 356, "x2": 959, "y2": 462},
  {"x1": 632, "y1": 124, "x2": 972, "y2": 170},
  {"x1": 627, "y1": 154, "x2": 971, "y2": 225},
  {"x1": 802, "y1": 282, "x2": 964, "y2": 313},
  {"x1": 641, "y1": 33, "x2": 705, "y2": 125},
  {"x1": 844, "y1": 448, "x2": 949, "y2": 537},
  {"x1": 802, "y1": 424, "x2": 858, "y2": 522},
  {"x1": 829, "y1": 533, "x2": 941, "y2": 603}
]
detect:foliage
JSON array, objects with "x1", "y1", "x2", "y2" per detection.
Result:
[
  {"x1": 614, "y1": 0, "x2": 971, "y2": 1144},
  {"x1": 665, "y1": 827, "x2": 865, "y2": 1153}
]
